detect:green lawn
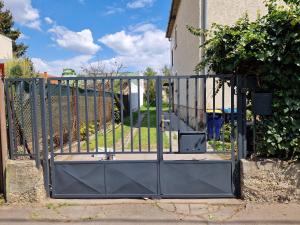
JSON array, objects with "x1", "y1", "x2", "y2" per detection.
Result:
[
  {"x1": 126, "y1": 106, "x2": 170, "y2": 150},
  {"x1": 82, "y1": 105, "x2": 170, "y2": 151}
]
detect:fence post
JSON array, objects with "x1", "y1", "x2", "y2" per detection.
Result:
[
  {"x1": 156, "y1": 77, "x2": 163, "y2": 197},
  {"x1": 0, "y1": 78, "x2": 8, "y2": 193},
  {"x1": 237, "y1": 76, "x2": 247, "y2": 160},
  {"x1": 39, "y1": 78, "x2": 50, "y2": 197}
]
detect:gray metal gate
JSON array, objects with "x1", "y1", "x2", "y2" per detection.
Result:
[{"x1": 5, "y1": 75, "x2": 241, "y2": 198}]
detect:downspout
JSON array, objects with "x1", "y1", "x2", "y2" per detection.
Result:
[
  {"x1": 200, "y1": 0, "x2": 207, "y2": 75},
  {"x1": 199, "y1": 0, "x2": 207, "y2": 128}
]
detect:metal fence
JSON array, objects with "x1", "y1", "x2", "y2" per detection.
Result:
[
  {"x1": 5, "y1": 75, "x2": 248, "y2": 198},
  {"x1": 4, "y1": 75, "x2": 240, "y2": 158}
]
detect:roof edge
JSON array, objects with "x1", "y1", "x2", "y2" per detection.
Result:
[
  {"x1": 0, "y1": 33, "x2": 12, "y2": 42},
  {"x1": 166, "y1": 0, "x2": 181, "y2": 38}
]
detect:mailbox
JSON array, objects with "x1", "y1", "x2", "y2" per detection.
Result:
[{"x1": 178, "y1": 131, "x2": 207, "y2": 153}]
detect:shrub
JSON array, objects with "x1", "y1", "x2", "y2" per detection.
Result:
[
  {"x1": 4, "y1": 58, "x2": 37, "y2": 78},
  {"x1": 189, "y1": 0, "x2": 300, "y2": 159}
]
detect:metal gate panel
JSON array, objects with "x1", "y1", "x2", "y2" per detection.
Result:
[
  {"x1": 160, "y1": 161, "x2": 233, "y2": 197},
  {"x1": 52, "y1": 161, "x2": 158, "y2": 198},
  {"x1": 53, "y1": 162, "x2": 105, "y2": 198},
  {"x1": 106, "y1": 162, "x2": 158, "y2": 196}
]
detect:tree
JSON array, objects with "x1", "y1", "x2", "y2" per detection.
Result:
[
  {"x1": 144, "y1": 67, "x2": 157, "y2": 105},
  {"x1": 0, "y1": 0, "x2": 28, "y2": 57},
  {"x1": 81, "y1": 59, "x2": 125, "y2": 77},
  {"x1": 161, "y1": 65, "x2": 171, "y2": 76}
]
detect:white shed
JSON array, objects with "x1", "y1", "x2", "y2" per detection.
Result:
[{"x1": 130, "y1": 74, "x2": 145, "y2": 112}]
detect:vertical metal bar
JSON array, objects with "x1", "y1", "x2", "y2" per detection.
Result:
[
  {"x1": 66, "y1": 80, "x2": 72, "y2": 153},
  {"x1": 147, "y1": 78, "x2": 150, "y2": 152},
  {"x1": 156, "y1": 77, "x2": 163, "y2": 197},
  {"x1": 212, "y1": 76, "x2": 216, "y2": 151},
  {"x1": 253, "y1": 113, "x2": 256, "y2": 156},
  {"x1": 5, "y1": 81, "x2": 14, "y2": 159},
  {"x1": 120, "y1": 79, "x2": 124, "y2": 152},
  {"x1": 29, "y1": 82, "x2": 35, "y2": 158},
  {"x1": 111, "y1": 79, "x2": 116, "y2": 153},
  {"x1": 75, "y1": 81, "x2": 81, "y2": 153},
  {"x1": 84, "y1": 79, "x2": 90, "y2": 153},
  {"x1": 47, "y1": 80, "x2": 55, "y2": 196},
  {"x1": 129, "y1": 79, "x2": 133, "y2": 152},
  {"x1": 195, "y1": 77, "x2": 198, "y2": 130},
  {"x1": 230, "y1": 76, "x2": 236, "y2": 193},
  {"x1": 20, "y1": 81, "x2": 26, "y2": 154},
  {"x1": 58, "y1": 81, "x2": 63, "y2": 153},
  {"x1": 186, "y1": 78, "x2": 189, "y2": 126},
  {"x1": 156, "y1": 77, "x2": 163, "y2": 160},
  {"x1": 39, "y1": 79, "x2": 49, "y2": 196},
  {"x1": 177, "y1": 77, "x2": 180, "y2": 131},
  {"x1": 137, "y1": 78, "x2": 141, "y2": 152},
  {"x1": 237, "y1": 76, "x2": 247, "y2": 160},
  {"x1": 9, "y1": 83, "x2": 17, "y2": 157},
  {"x1": 32, "y1": 80, "x2": 40, "y2": 168},
  {"x1": 204, "y1": 76, "x2": 207, "y2": 139},
  {"x1": 47, "y1": 82, "x2": 53, "y2": 146},
  {"x1": 102, "y1": 79, "x2": 107, "y2": 153},
  {"x1": 231, "y1": 76, "x2": 235, "y2": 159},
  {"x1": 222, "y1": 78, "x2": 225, "y2": 151},
  {"x1": 93, "y1": 79, "x2": 98, "y2": 153},
  {"x1": 168, "y1": 78, "x2": 172, "y2": 153}
]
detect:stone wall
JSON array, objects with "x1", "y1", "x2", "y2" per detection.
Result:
[
  {"x1": 240, "y1": 159, "x2": 300, "y2": 203},
  {"x1": 5, "y1": 160, "x2": 46, "y2": 203}
]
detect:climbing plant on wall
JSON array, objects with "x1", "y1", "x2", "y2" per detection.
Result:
[{"x1": 189, "y1": 0, "x2": 300, "y2": 159}]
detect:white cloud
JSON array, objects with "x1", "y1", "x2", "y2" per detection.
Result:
[
  {"x1": 127, "y1": 0, "x2": 155, "y2": 9},
  {"x1": 32, "y1": 55, "x2": 94, "y2": 75},
  {"x1": 129, "y1": 23, "x2": 156, "y2": 33},
  {"x1": 44, "y1": 17, "x2": 53, "y2": 25},
  {"x1": 19, "y1": 33, "x2": 29, "y2": 40},
  {"x1": 48, "y1": 25, "x2": 101, "y2": 55},
  {"x1": 3, "y1": 0, "x2": 41, "y2": 30},
  {"x1": 98, "y1": 23, "x2": 170, "y2": 71},
  {"x1": 104, "y1": 6, "x2": 125, "y2": 15}
]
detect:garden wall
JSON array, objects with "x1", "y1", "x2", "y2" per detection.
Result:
[
  {"x1": 240, "y1": 159, "x2": 300, "y2": 203},
  {"x1": 5, "y1": 160, "x2": 46, "y2": 203}
]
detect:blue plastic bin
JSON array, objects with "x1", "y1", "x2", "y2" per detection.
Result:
[{"x1": 207, "y1": 113, "x2": 223, "y2": 140}]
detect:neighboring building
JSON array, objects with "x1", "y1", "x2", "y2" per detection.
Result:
[
  {"x1": 0, "y1": 34, "x2": 13, "y2": 61},
  {"x1": 0, "y1": 34, "x2": 13, "y2": 77},
  {"x1": 130, "y1": 78, "x2": 144, "y2": 112},
  {"x1": 62, "y1": 68, "x2": 77, "y2": 77},
  {"x1": 40, "y1": 72, "x2": 59, "y2": 84},
  {"x1": 166, "y1": 0, "x2": 266, "y2": 128}
]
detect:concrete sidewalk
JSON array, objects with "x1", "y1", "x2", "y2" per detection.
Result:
[{"x1": 0, "y1": 199, "x2": 299, "y2": 225}]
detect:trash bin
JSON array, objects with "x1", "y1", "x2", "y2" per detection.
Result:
[
  {"x1": 224, "y1": 108, "x2": 237, "y2": 123},
  {"x1": 207, "y1": 112, "x2": 223, "y2": 140}
]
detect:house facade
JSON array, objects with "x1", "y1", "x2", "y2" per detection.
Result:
[
  {"x1": 166, "y1": 0, "x2": 266, "y2": 128},
  {"x1": 0, "y1": 34, "x2": 13, "y2": 61},
  {"x1": 0, "y1": 34, "x2": 13, "y2": 77}
]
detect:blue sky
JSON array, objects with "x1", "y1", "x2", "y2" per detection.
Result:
[{"x1": 3, "y1": 0, "x2": 172, "y2": 75}]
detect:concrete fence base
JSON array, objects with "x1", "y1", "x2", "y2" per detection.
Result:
[
  {"x1": 5, "y1": 160, "x2": 46, "y2": 203},
  {"x1": 240, "y1": 159, "x2": 300, "y2": 203}
]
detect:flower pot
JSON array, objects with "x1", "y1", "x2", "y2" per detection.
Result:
[{"x1": 252, "y1": 92, "x2": 272, "y2": 115}]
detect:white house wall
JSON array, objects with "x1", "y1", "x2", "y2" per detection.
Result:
[
  {"x1": 130, "y1": 79, "x2": 144, "y2": 112},
  {"x1": 170, "y1": 0, "x2": 266, "y2": 129},
  {"x1": 0, "y1": 34, "x2": 13, "y2": 61}
]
